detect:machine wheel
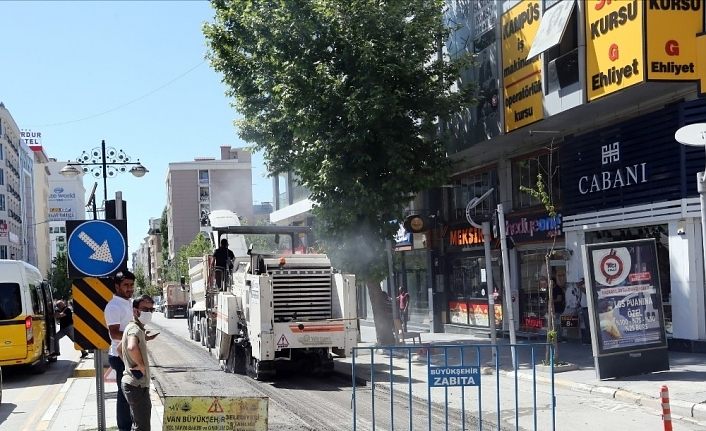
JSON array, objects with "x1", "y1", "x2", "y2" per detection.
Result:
[
  {"x1": 200, "y1": 318, "x2": 207, "y2": 347},
  {"x1": 32, "y1": 343, "x2": 48, "y2": 374},
  {"x1": 245, "y1": 346, "x2": 274, "y2": 380},
  {"x1": 192, "y1": 316, "x2": 201, "y2": 343},
  {"x1": 227, "y1": 342, "x2": 246, "y2": 374},
  {"x1": 207, "y1": 320, "x2": 216, "y2": 349}
]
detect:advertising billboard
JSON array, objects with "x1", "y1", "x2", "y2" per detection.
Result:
[
  {"x1": 645, "y1": 0, "x2": 703, "y2": 81},
  {"x1": 583, "y1": 239, "x2": 669, "y2": 379},
  {"x1": 501, "y1": 0, "x2": 544, "y2": 132},
  {"x1": 585, "y1": 0, "x2": 644, "y2": 101},
  {"x1": 48, "y1": 184, "x2": 84, "y2": 221}
]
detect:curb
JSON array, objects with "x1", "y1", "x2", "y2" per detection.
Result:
[{"x1": 72, "y1": 357, "x2": 97, "y2": 378}]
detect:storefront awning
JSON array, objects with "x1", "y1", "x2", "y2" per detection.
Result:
[{"x1": 526, "y1": 0, "x2": 575, "y2": 60}]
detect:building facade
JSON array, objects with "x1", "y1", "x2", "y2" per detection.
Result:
[
  {"x1": 32, "y1": 149, "x2": 51, "y2": 276},
  {"x1": 421, "y1": 0, "x2": 706, "y2": 350},
  {"x1": 0, "y1": 103, "x2": 28, "y2": 261},
  {"x1": 166, "y1": 146, "x2": 253, "y2": 258}
]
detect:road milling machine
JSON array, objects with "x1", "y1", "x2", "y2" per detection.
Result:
[{"x1": 186, "y1": 223, "x2": 358, "y2": 380}]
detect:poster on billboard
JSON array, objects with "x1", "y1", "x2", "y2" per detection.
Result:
[{"x1": 583, "y1": 239, "x2": 669, "y2": 379}]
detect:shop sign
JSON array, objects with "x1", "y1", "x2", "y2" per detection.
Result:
[
  {"x1": 501, "y1": 0, "x2": 544, "y2": 132},
  {"x1": 645, "y1": 0, "x2": 703, "y2": 81},
  {"x1": 577, "y1": 142, "x2": 648, "y2": 196},
  {"x1": 448, "y1": 227, "x2": 485, "y2": 247},
  {"x1": 522, "y1": 315, "x2": 545, "y2": 329},
  {"x1": 560, "y1": 314, "x2": 579, "y2": 328},
  {"x1": 585, "y1": 0, "x2": 644, "y2": 101},
  {"x1": 504, "y1": 213, "x2": 562, "y2": 243},
  {"x1": 585, "y1": 238, "x2": 669, "y2": 379},
  {"x1": 0, "y1": 219, "x2": 7, "y2": 237}
]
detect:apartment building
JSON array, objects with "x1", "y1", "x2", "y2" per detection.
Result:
[{"x1": 166, "y1": 146, "x2": 253, "y2": 258}]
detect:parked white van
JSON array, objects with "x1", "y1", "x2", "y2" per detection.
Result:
[{"x1": 0, "y1": 260, "x2": 58, "y2": 372}]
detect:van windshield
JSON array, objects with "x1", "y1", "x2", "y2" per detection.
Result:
[{"x1": 0, "y1": 283, "x2": 22, "y2": 320}]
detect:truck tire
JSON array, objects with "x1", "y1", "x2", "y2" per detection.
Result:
[
  {"x1": 165, "y1": 308, "x2": 172, "y2": 319},
  {"x1": 200, "y1": 318, "x2": 207, "y2": 347},
  {"x1": 225, "y1": 341, "x2": 246, "y2": 374},
  {"x1": 192, "y1": 316, "x2": 201, "y2": 343},
  {"x1": 207, "y1": 320, "x2": 216, "y2": 349}
]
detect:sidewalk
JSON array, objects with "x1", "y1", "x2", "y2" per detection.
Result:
[
  {"x1": 45, "y1": 351, "x2": 164, "y2": 431},
  {"x1": 336, "y1": 323, "x2": 706, "y2": 425}
]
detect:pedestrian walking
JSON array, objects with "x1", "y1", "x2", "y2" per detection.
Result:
[
  {"x1": 397, "y1": 286, "x2": 410, "y2": 333},
  {"x1": 105, "y1": 270, "x2": 136, "y2": 431},
  {"x1": 54, "y1": 300, "x2": 88, "y2": 358},
  {"x1": 121, "y1": 294, "x2": 158, "y2": 431}
]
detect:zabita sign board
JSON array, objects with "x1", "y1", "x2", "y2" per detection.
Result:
[{"x1": 582, "y1": 238, "x2": 669, "y2": 380}]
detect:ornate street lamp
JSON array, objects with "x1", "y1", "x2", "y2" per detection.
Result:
[{"x1": 60, "y1": 139, "x2": 148, "y2": 204}]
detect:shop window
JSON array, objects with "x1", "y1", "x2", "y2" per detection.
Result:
[
  {"x1": 0, "y1": 246, "x2": 7, "y2": 259},
  {"x1": 512, "y1": 152, "x2": 560, "y2": 210},
  {"x1": 392, "y1": 250, "x2": 429, "y2": 325},
  {"x1": 450, "y1": 169, "x2": 497, "y2": 223},
  {"x1": 518, "y1": 250, "x2": 566, "y2": 330}
]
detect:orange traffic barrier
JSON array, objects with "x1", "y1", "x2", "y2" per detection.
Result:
[{"x1": 661, "y1": 385, "x2": 672, "y2": 431}]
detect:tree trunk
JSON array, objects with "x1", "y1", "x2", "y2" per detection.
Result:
[
  {"x1": 545, "y1": 254, "x2": 558, "y2": 364},
  {"x1": 367, "y1": 281, "x2": 397, "y2": 346}
]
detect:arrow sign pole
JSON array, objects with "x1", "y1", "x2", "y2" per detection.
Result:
[{"x1": 78, "y1": 231, "x2": 114, "y2": 263}]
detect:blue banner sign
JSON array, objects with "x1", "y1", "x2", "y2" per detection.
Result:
[{"x1": 428, "y1": 365, "x2": 480, "y2": 387}]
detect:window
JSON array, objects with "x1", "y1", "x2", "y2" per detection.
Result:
[
  {"x1": 199, "y1": 186, "x2": 210, "y2": 202},
  {"x1": 512, "y1": 152, "x2": 561, "y2": 210},
  {"x1": 0, "y1": 194, "x2": 5, "y2": 211},
  {"x1": 29, "y1": 284, "x2": 43, "y2": 315},
  {"x1": 0, "y1": 169, "x2": 4, "y2": 186},
  {"x1": 543, "y1": 2, "x2": 578, "y2": 92},
  {"x1": 198, "y1": 170, "x2": 209, "y2": 184},
  {"x1": 449, "y1": 169, "x2": 497, "y2": 223},
  {"x1": 0, "y1": 246, "x2": 6, "y2": 259},
  {"x1": 0, "y1": 143, "x2": 4, "y2": 160},
  {"x1": 0, "y1": 282, "x2": 22, "y2": 320}
]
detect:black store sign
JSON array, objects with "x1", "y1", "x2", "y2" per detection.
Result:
[{"x1": 560, "y1": 99, "x2": 706, "y2": 215}]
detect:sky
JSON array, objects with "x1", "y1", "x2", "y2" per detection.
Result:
[{"x1": 1, "y1": 1, "x2": 272, "y2": 262}]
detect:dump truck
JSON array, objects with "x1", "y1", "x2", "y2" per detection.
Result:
[{"x1": 163, "y1": 282, "x2": 188, "y2": 319}]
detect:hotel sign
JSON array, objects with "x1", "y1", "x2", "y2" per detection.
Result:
[
  {"x1": 585, "y1": 0, "x2": 644, "y2": 101},
  {"x1": 501, "y1": 0, "x2": 544, "y2": 132}
]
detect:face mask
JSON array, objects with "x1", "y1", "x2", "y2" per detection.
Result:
[{"x1": 139, "y1": 311, "x2": 153, "y2": 324}]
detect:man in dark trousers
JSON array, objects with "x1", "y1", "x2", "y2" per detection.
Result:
[
  {"x1": 105, "y1": 271, "x2": 136, "y2": 431},
  {"x1": 54, "y1": 300, "x2": 88, "y2": 358},
  {"x1": 213, "y1": 238, "x2": 235, "y2": 290}
]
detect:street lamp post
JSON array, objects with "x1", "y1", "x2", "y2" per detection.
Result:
[
  {"x1": 60, "y1": 139, "x2": 148, "y2": 208},
  {"x1": 59, "y1": 140, "x2": 147, "y2": 431}
]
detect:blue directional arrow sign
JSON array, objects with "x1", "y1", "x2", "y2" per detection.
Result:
[{"x1": 66, "y1": 220, "x2": 128, "y2": 278}]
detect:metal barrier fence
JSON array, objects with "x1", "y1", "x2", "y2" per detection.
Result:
[{"x1": 351, "y1": 343, "x2": 556, "y2": 431}]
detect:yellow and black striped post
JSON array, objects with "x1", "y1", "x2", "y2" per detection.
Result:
[{"x1": 72, "y1": 277, "x2": 115, "y2": 351}]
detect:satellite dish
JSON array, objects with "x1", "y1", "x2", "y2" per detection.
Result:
[{"x1": 675, "y1": 123, "x2": 706, "y2": 147}]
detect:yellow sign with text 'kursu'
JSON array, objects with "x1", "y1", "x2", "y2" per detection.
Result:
[
  {"x1": 162, "y1": 396, "x2": 268, "y2": 431},
  {"x1": 585, "y1": 0, "x2": 645, "y2": 101},
  {"x1": 501, "y1": 0, "x2": 544, "y2": 132},
  {"x1": 646, "y1": 0, "x2": 704, "y2": 81}
]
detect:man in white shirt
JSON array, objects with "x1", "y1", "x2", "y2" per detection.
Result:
[{"x1": 104, "y1": 271, "x2": 136, "y2": 431}]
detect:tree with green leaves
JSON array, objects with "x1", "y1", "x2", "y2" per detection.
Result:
[
  {"x1": 47, "y1": 251, "x2": 71, "y2": 300},
  {"x1": 204, "y1": 0, "x2": 475, "y2": 344}
]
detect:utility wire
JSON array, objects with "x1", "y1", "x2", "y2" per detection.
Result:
[{"x1": 30, "y1": 60, "x2": 206, "y2": 128}]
